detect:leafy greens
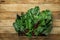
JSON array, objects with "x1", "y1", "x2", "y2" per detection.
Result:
[{"x1": 13, "y1": 6, "x2": 52, "y2": 37}]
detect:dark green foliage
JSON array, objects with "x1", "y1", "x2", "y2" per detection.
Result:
[{"x1": 13, "y1": 6, "x2": 52, "y2": 37}]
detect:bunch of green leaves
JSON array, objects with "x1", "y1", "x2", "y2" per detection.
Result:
[{"x1": 13, "y1": 6, "x2": 52, "y2": 38}]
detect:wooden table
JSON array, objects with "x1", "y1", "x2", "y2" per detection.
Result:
[{"x1": 0, "y1": 0, "x2": 60, "y2": 40}]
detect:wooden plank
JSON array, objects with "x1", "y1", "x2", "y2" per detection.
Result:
[
  {"x1": 0, "y1": 19, "x2": 14, "y2": 27},
  {"x1": 0, "y1": 33, "x2": 18, "y2": 37},
  {"x1": 0, "y1": 19, "x2": 60, "y2": 34},
  {"x1": 0, "y1": 26, "x2": 60, "y2": 34},
  {"x1": 0, "y1": 0, "x2": 60, "y2": 4},
  {"x1": 0, "y1": 33, "x2": 19, "y2": 40},
  {"x1": 53, "y1": 20, "x2": 60, "y2": 27},
  {"x1": 18, "y1": 35, "x2": 60, "y2": 40},
  {"x1": 0, "y1": 12, "x2": 16, "y2": 19},
  {"x1": 0, "y1": 19, "x2": 60, "y2": 27},
  {"x1": 0, "y1": 11, "x2": 60, "y2": 20},
  {"x1": 52, "y1": 11, "x2": 60, "y2": 19},
  {"x1": 0, "y1": 26, "x2": 16, "y2": 33},
  {"x1": 51, "y1": 27, "x2": 60, "y2": 34},
  {"x1": 0, "y1": 34, "x2": 60, "y2": 40},
  {"x1": 0, "y1": 37, "x2": 19, "y2": 40},
  {"x1": 0, "y1": 12, "x2": 20, "y2": 19},
  {"x1": 0, "y1": 4, "x2": 60, "y2": 12}
]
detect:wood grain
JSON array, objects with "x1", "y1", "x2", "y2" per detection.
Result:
[
  {"x1": 0, "y1": 26, "x2": 60, "y2": 34},
  {"x1": 18, "y1": 35, "x2": 60, "y2": 40},
  {"x1": 0, "y1": 19, "x2": 14, "y2": 27},
  {"x1": 0, "y1": 0, "x2": 60, "y2": 40},
  {"x1": 52, "y1": 11, "x2": 60, "y2": 19},
  {"x1": 0, "y1": 33, "x2": 18, "y2": 37},
  {"x1": 0, "y1": 19, "x2": 60, "y2": 34},
  {"x1": 0, "y1": 0, "x2": 60, "y2": 4},
  {"x1": 0, "y1": 11, "x2": 60, "y2": 19},
  {"x1": 0, "y1": 19, "x2": 60, "y2": 27},
  {"x1": 0, "y1": 12, "x2": 19, "y2": 19},
  {"x1": 0, "y1": 4, "x2": 60, "y2": 12},
  {"x1": 0, "y1": 26, "x2": 16, "y2": 33},
  {"x1": 0, "y1": 34, "x2": 60, "y2": 40},
  {"x1": 0, "y1": 37, "x2": 19, "y2": 40},
  {"x1": 0, "y1": 10, "x2": 60, "y2": 27},
  {"x1": 0, "y1": 33, "x2": 19, "y2": 40}
]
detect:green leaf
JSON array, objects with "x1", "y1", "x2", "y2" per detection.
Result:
[
  {"x1": 13, "y1": 23, "x2": 20, "y2": 32},
  {"x1": 13, "y1": 6, "x2": 52, "y2": 37},
  {"x1": 42, "y1": 26, "x2": 52, "y2": 35}
]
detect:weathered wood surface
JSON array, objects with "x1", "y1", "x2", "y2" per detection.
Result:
[
  {"x1": 0, "y1": 34, "x2": 60, "y2": 40},
  {"x1": 0, "y1": 0, "x2": 60, "y2": 40},
  {"x1": 0, "y1": 11, "x2": 60, "y2": 19},
  {"x1": 0, "y1": 26, "x2": 60, "y2": 34},
  {"x1": 0, "y1": 19, "x2": 60, "y2": 27},
  {"x1": 0, "y1": 4, "x2": 60, "y2": 12},
  {"x1": 0, "y1": 33, "x2": 19, "y2": 40},
  {"x1": 0, "y1": 0, "x2": 60, "y2": 4}
]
